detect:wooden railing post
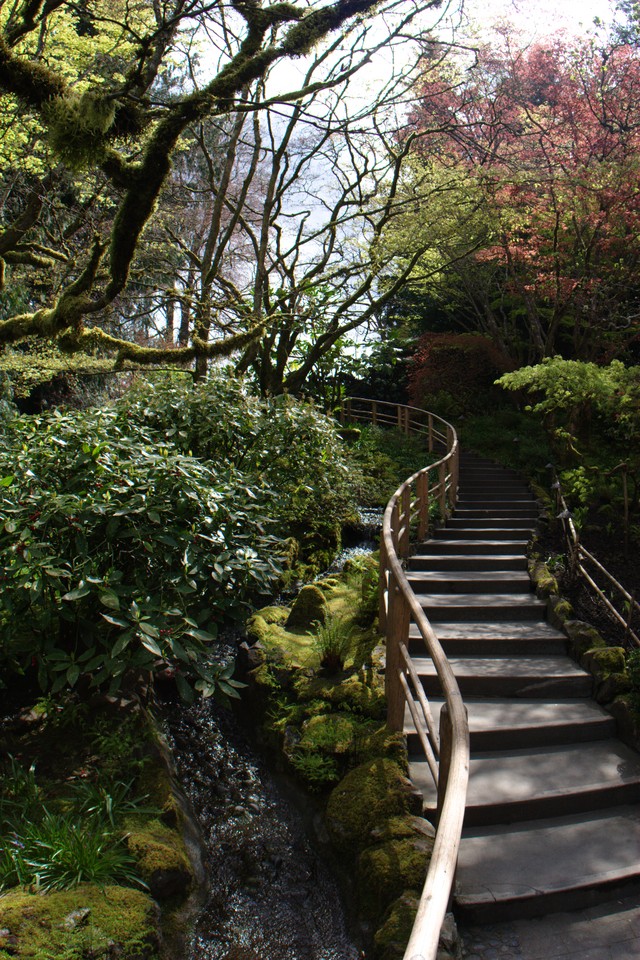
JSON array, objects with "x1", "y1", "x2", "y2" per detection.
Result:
[
  {"x1": 438, "y1": 461, "x2": 447, "y2": 520},
  {"x1": 372, "y1": 400, "x2": 378, "y2": 425},
  {"x1": 428, "y1": 413, "x2": 434, "y2": 452},
  {"x1": 385, "y1": 572, "x2": 411, "y2": 732},
  {"x1": 436, "y1": 704, "x2": 452, "y2": 822},
  {"x1": 399, "y1": 485, "x2": 411, "y2": 557},
  {"x1": 378, "y1": 533, "x2": 389, "y2": 631},
  {"x1": 451, "y1": 442, "x2": 459, "y2": 509},
  {"x1": 417, "y1": 470, "x2": 429, "y2": 542}
]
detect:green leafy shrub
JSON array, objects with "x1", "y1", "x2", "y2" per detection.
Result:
[
  {"x1": 346, "y1": 425, "x2": 433, "y2": 506},
  {"x1": 0, "y1": 404, "x2": 282, "y2": 700},
  {"x1": 121, "y1": 375, "x2": 358, "y2": 566}
]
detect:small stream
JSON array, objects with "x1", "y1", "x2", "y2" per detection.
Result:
[
  {"x1": 163, "y1": 509, "x2": 382, "y2": 958},
  {"x1": 164, "y1": 699, "x2": 364, "y2": 960}
]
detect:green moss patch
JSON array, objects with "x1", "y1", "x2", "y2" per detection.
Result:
[
  {"x1": 294, "y1": 673, "x2": 386, "y2": 719},
  {"x1": 286, "y1": 584, "x2": 328, "y2": 631},
  {"x1": 529, "y1": 560, "x2": 559, "y2": 598},
  {"x1": 325, "y1": 759, "x2": 416, "y2": 853},
  {"x1": 125, "y1": 818, "x2": 193, "y2": 900},
  {"x1": 373, "y1": 891, "x2": 420, "y2": 960},
  {"x1": 548, "y1": 596, "x2": 574, "y2": 629},
  {"x1": 358, "y1": 836, "x2": 434, "y2": 919},
  {"x1": 0, "y1": 884, "x2": 159, "y2": 959},
  {"x1": 564, "y1": 620, "x2": 607, "y2": 660}
]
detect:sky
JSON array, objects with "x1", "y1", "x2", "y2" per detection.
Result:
[{"x1": 461, "y1": 0, "x2": 616, "y2": 39}]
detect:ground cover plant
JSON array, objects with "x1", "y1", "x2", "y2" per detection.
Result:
[{"x1": 0, "y1": 700, "x2": 181, "y2": 959}]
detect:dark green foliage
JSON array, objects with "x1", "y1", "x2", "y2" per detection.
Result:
[
  {"x1": 498, "y1": 358, "x2": 640, "y2": 542},
  {"x1": 346, "y1": 425, "x2": 434, "y2": 505},
  {"x1": 628, "y1": 649, "x2": 640, "y2": 711},
  {"x1": 409, "y1": 333, "x2": 511, "y2": 418},
  {"x1": 0, "y1": 395, "x2": 282, "y2": 701},
  {"x1": 459, "y1": 408, "x2": 552, "y2": 479},
  {"x1": 121, "y1": 374, "x2": 359, "y2": 566},
  {"x1": 0, "y1": 754, "x2": 146, "y2": 893}
]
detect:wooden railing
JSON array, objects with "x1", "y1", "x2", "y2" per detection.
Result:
[
  {"x1": 551, "y1": 472, "x2": 640, "y2": 649},
  {"x1": 340, "y1": 398, "x2": 469, "y2": 960}
]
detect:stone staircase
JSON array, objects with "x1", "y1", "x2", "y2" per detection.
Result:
[{"x1": 404, "y1": 452, "x2": 640, "y2": 924}]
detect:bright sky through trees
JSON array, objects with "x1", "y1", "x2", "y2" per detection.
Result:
[{"x1": 463, "y1": 0, "x2": 615, "y2": 37}]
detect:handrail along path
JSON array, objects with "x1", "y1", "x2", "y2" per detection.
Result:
[{"x1": 340, "y1": 398, "x2": 470, "y2": 960}]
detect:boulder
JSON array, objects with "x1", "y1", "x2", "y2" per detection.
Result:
[
  {"x1": 286, "y1": 584, "x2": 328, "y2": 631},
  {"x1": 325, "y1": 759, "x2": 418, "y2": 852}
]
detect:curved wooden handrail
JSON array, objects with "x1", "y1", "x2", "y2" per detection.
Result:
[
  {"x1": 340, "y1": 397, "x2": 470, "y2": 960},
  {"x1": 551, "y1": 471, "x2": 640, "y2": 649}
]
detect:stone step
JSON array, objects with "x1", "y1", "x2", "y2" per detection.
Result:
[
  {"x1": 413, "y1": 739, "x2": 640, "y2": 826},
  {"x1": 455, "y1": 499, "x2": 538, "y2": 510},
  {"x1": 406, "y1": 570, "x2": 532, "y2": 594},
  {"x1": 415, "y1": 592, "x2": 545, "y2": 622},
  {"x1": 459, "y1": 468, "x2": 523, "y2": 476},
  {"x1": 454, "y1": 806, "x2": 640, "y2": 923},
  {"x1": 416, "y1": 539, "x2": 530, "y2": 555},
  {"x1": 404, "y1": 697, "x2": 616, "y2": 751},
  {"x1": 447, "y1": 517, "x2": 538, "y2": 529},
  {"x1": 455, "y1": 492, "x2": 534, "y2": 502},
  {"x1": 409, "y1": 554, "x2": 528, "y2": 571},
  {"x1": 434, "y1": 527, "x2": 535, "y2": 541},
  {"x1": 412, "y1": 654, "x2": 593, "y2": 697},
  {"x1": 460, "y1": 478, "x2": 531, "y2": 487},
  {"x1": 454, "y1": 508, "x2": 539, "y2": 519},
  {"x1": 408, "y1": 620, "x2": 567, "y2": 657}
]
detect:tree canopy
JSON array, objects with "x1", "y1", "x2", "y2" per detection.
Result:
[
  {"x1": 0, "y1": 0, "x2": 457, "y2": 380},
  {"x1": 396, "y1": 28, "x2": 640, "y2": 365}
]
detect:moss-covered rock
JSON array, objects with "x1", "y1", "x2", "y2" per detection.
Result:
[
  {"x1": 299, "y1": 713, "x2": 378, "y2": 755},
  {"x1": 595, "y1": 672, "x2": 632, "y2": 704},
  {"x1": 564, "y1": 620, "x2": 607, "y2": 660},
  {"x1": 294, "y1": 673, "x2": 386, "y2": 719},
  {"x1": 0, "y1": 884, "x2": 159, "y2": 959},
  {"x1": 369, "y1": 815, "x2": 436, "y2": 845},
  {"x1": 579, "y1": 647, "x2": 629, "y2": 705},
  {"x1": 325, "y1": 759, "x2": 417, "y2": 852},
  {"x1": 528, "y1": 560, "x2": 559, "y2": 598},
  {"x1": 608, "y1": 695, "x2": 640, "y2": 750},
  {"x1": 286, "y1": 584, "x2": 329, "y2": 631},
  {"x1": 126, "y1": 817, "x2": 193, "y2": 900},
  {"x1": 373, "y1": 890, "x2": 419, "y2": 960},
  {"x1": 580, "y1": 645, "x2": 626, "y2": 678},
  {"x1": 245, "y1": 614, "x2": 270, "y2": 645},
  {"x1": 258, "y1": 606, "x2": 291, "y2": 626},
  {"x1": 358, "y1": 834, "x2": 435, "y2": 919},
  {"x1": 547, "y1": 595, "x2": 574, "y2": 629}
]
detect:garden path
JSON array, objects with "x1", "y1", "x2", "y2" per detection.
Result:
[{"x1": 402, "y1": 453, "x2": 640, "y2": 955}]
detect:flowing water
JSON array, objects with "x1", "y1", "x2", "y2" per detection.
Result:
[{"x1": 164, "y1": 699, "x2": 364, "y2": 960}]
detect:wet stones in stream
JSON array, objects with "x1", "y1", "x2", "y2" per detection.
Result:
[{"x1": 164, "y1": 699, "x2": 363, "y2": 960}]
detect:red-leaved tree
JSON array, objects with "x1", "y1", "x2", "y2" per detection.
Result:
[{"x1": 405, "y1": 33, "x2": 640, "y2": 364}]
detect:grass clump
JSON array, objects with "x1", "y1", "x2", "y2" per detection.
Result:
[
  {"x1": 311, "y1": 614, "x2": 354, "y2": 674},
  {"x1": 0, "y1": 756, "x2": 148, "y2": 893}
]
